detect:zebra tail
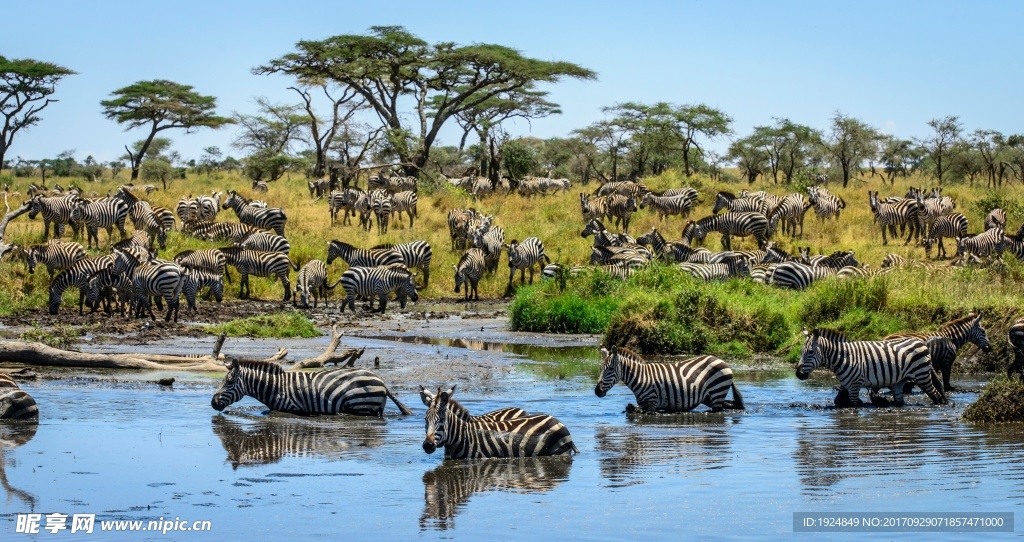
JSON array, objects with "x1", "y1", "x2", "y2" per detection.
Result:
[
  {"x1": 386, "y1": 387, "x2": 413, "y2": 415},
  {"x1": 289, "y1": 258, "x2": 301, "y2": 271},
  {"x1": 729, "y1": 383, "x2": 745, "y2": 410}
]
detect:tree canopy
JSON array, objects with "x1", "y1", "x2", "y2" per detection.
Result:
[{"x1": 0, "y1": 56, "x2": 76, "y2": 170}]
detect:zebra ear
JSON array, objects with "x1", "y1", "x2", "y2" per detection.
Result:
[
  {"x1": 802, "y1": 328, "x2": 810, "y2": 339},
  {"x1": 418, "y1": 385, "x2": 434, "y2": 406},
  {"x1": 599, "y1": 347, "x2": 609, "y2": 359}
]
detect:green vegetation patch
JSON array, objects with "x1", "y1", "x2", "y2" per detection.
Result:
[
  {"x1": 203, "y1": 311, "x2": 320, "y2": 338},
  {"x1": 963, "y1": 377, "x2": 1024, "y2": 423},
  {"x1": 20, "y1": 324, "x2": 84, "y2": 351}
]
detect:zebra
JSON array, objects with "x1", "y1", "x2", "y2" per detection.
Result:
[
  {"x1": 589, "y1": 245, "x2": 650, "y2": 268},
  {"x1": 373, "y1": 240, "x2": 432, "y2": 288},
  {"x1": 678, "y1": 255, "x2": 751, "y2": 281},
  {"x1": 798, "y1": 249, "x2": 859, "y2": 269},
  {"x1": 110, "y1": 249, "x2": 185, "y2": 322},
  {"x1": 176, "y1": 196, "x2": 195, "y2": 224},
  {"x1": 125, "y1": 199, "x2": 167, "y2": 251},
  {"x1": 237, "y1": 231, "x2": 290, "y2": 254},
  {"x1": 212, "y1": 358, "x2": 412, "y2": 416},
  {"x1": 922, "y1": 213, "x2": 968, "y2": 259},
  {"x1": 249, "y1": 200, "x2": 269, "y2": 209},
  {"x1": 181, "y1": 268, "x2": 225, "y2": 313},
  {"x1": 478, "y1": 225, "x2": 505, "y2": 274},
  {"x1": 915, "y1": 193, "x2": 956, "y2": 234},
  {"x1": 796, "y1": 328, "x2": 945, "y2": 407},
  {"x1": 606, "y1": 194, "x2": 638, "y2": 232},
  {"x1": 868, "y1": 191, "x2": 921, "y2": 245},
  {"x1": 326, "y1": 240, "x2": 404, "y2": 269},
  {"x1": 418, "y1": 386, "x2": 527, "y2": 423},
  {"x1": 595, "y1": 346, "x2": 743, "y2": 413},
  {"x1": 196, "y1": 192, "x2": 221, "y2": 222},
  {"x1": 504, "y1": 237, "x2": 549, "y2": 293},
  {"x1": 595, "y1": 181, "x2": 649, "y2": 198},
  {"x1": 635, "y1": 227, "x2": 711, "y2": 263},
  {"x1": 69, "y1": 197, "x2": 128, "y2": 248},
  {"x1": 516, "y1": 178, "x2": 547, "y2": 198},
  {"x1": 805, "y1": 185, "x2": 845, "y2": 221},
  {"x1": 218, "y1": 247, "x2": 298, "y2": 301},
  {"x1": 252, "y1": 180, "x2": 269, "y2": 193},
  {"x1": 766, "y1": 193, "x2": 810, "y2": 237},
  {"x1": 447, "y1": 208, "x2": 476, "y2": 250},
  {"x1": 338, "y1": 265, "x2": 418, "y2": 313},
  {"x1": 0, "y1": 373, "x2": 38, "y2": 420},
  {"x1": 453, "y1": 248, "x2": 486, "y2": 301},
  {"x1": 293, "y1": 259, "x2": 340, "y2": 309},
  {"x1": 471, "y1": 177, "x2": 494, "y2": 199},
  {"x1": 1008, "y1": 317, "x2": 1024, "y2": 378},
  {"x1": 579, "y1": 193, "x2": 609, "y2": 222},
  {"x1": 712, "y1": 191, "x2": 769, "y2": 215},
  {"x1": 955, "y1": 227, "x2": 1006, "y2": 261},
  {"x1": 422, "y1": 385, "x2": 577, "y2": 458},
  {"x1": 768, "y1": 261, "x2": 842, "y2": 290},
  {"x1": 307, "y1": 177, "x2": 330, "y2": 199},
  {"x1": 112, "y1": 231, "x2": 152, "y2": 256},
  {"x1": 330, "y1": 188, "x2": 364, "y2": 226},
  {"x1": 639, "y1": 193, "x2": 698, "y2": 221},
  {"x1": 22, "y1": 240, "x2": 86, "y2": 278},
  {"x1": 985, "y1": 208, "x2": 1007, "y2": 231},
  {"x1": 370, "y1": 189, "x2": 392, "y2": 234},
  {"x1": 884, "y1": 313, "x2": 991, "y2": 392},
  {"x1": 682, "y1": 212, "x2": 769, "y2": 250},
  {"x1": 188, "y1": 222, "x2": 262, "y2": 243},
  {"x1": 389, "y1": 190, "x2": 417, "y2": 228},
  {"x1": 224, "y1": 191, "x2": 287, "y2": 236},
  {"x1": 28, "y1": 194, "x2": 78, "y2": 240},
  {"x1": 48, "y1": 254, "x2": 116, "y2": 315},
  {"x1": 119, "y1": 183, "x2": 158, "y2": 198},
  {"x1": 173, "y1": 249, "x2": 227, "y2": 279}
]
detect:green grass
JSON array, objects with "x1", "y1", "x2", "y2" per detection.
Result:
[
  {"x1": 963, "y1": 376, "x2": 1024, "y2": 423},
  {"x1": 203, "y1": 311, "x2": 320, "y2": 338},
  {"x1": 19, "y1": 323, "x2": 85, "y2": 350}
]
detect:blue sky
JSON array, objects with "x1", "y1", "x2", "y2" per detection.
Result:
[{"x1": 4, "y1": 0, "x2": 1023, "y2": 163}]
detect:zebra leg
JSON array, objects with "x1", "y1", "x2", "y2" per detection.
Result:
[
  {"x1": 891, "y1": 384, "x2": 906, "y2": 406},
  {"x1": 916, "y1": 372, "x2": 946, "y2": 405},
  {"x1": 376, "y1": 293, "x2": 387, "y2": 313},
  {"x1": 281, "y1": 275, "x2": 291, "y2": 301}
]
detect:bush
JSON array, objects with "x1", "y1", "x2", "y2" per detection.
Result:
[
  {"x1": 963, "y1": 376, "x2": 1024, "y2": 423},
  {"x1": 203, "y1": 312, "x2": 320, "y2": 338}
]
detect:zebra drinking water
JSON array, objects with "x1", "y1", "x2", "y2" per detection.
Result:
[{"x1": 0, "y1": 374, "x2": 38, "y2": 420}]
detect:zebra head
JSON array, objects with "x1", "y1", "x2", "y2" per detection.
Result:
[
  {"x1": 396, "y1": 272, "x2": 419, "y2": 308},
  {"x1": 581, "y1": 219, "x2": 604, "y2": 238},
  {"x1": 211, "y1": 359, "x2": 245, "y2": 411},
  {"x1": 422, "y1": 385, "x2": 455, "y2": 454},
  {"x1": 796, "y1": 328, "x2": 824, "y2": 380},
  {"x1": 681, "y1": 221, "x2": 705, "y2": 246},
  {"x1": 968, "y1": 312, "x2": 992, "y2": 352},
  {"x1": 635, "y1": 227, "x2": 660, "y2": 248},
  {"x1": 452, "y1": 264, "x2": 465, "y2": 294},
  {"x1": 712, "y1": 193, "x2": 731, "y2": 214},
  {"x1": 84, "y1": 269, "x2": 109, "y2": 309},
  {"x1": 27, "y1": 195, "x2": 42, "y2": 219},
  {"x1": 595, "y1": 346, "x2": 622, "y2": 397},
  {"x1": 23, "y1": 246, "x2": 38, "y2": 274},
  {"x1": 223, "y1": 191, "x2": 244, "y2": 210}
]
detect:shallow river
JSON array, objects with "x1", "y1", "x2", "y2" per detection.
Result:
[{"x1": 1, "y1": 331, "x2": 1022, "y2": 540}]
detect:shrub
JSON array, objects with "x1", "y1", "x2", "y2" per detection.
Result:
[{"x1": 963, "y1": 376, "x2": 1024, "y2": 423}]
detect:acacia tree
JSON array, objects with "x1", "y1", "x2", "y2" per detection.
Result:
[
  {"x1": 255, "y1": 26, "x2": 595, "y2": 177},
  {"x1": 822, "y1": 112, "x2": 878, "y2": 187},
  {"x1": 101, "y1": 80, "x2": 232, "y2": 180},
  {"x1": 602, "y1": 102, "x2": 675, "y2": 178},
  {"x1": 727, "y1": 136, "x2": 769, "y2": 184},
  {"x1": 919, "y1": 115, "x2": 962, "y2": 184},
  {"x1": 0, "y1": 56, "x2": 75, "y2": 170},
  {"x1": 290, "y1": 84, "x2": 367, "y2": 179},
  {"x1": 672, "y1": 104, "x2": 732, "y2": 176}
]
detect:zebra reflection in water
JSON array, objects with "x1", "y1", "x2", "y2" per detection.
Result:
[
  {"x1": 595, "y1": 418, "x2": 732, "y2": 488},
  {"x1": 211, "y1": 415, "x2": 387, "y2": 469},
  {"x1": 0, "y1": 422, "x2": 39, "y2": 509},
  {"x1": 419, "y1": 458, "x2": 572, "y2": 531}
]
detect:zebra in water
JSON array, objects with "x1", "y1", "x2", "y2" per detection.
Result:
[
  {"x1": 326, "y1": 240, "x2": 404, "y2": 269},
  {"x1": 224, "y1": 191, "x2": 287, "y2": 236},
  {"x1": 806, "y1": 185, "x2": 845, "y2": 221},
  {"x1": 418, "y1": 386, "x2": 527, "y2": 423},
  {"x1": 985, "y1": 208, "x2": 1007, "y2": 231},
  {"x1": 606, "y1": 194, "x2": 638, "y2": 232},
  {"x1": 1008, "y1": 317, "x2": 1024, "y2": 378},
  {"x1": 796, "y1": 328, "x2": 945, "y2": 407},
  {"x1": 0, "y1": 373, "x2": 38, "y2": 420},
  {"x1": 179, "y1": 268, "x2": 225, "y2": 313},
  {"x1": 422, "y1": 385, "x2": 578, "y2": 458},
  {"x1": 218, "y1": 247, "x2": 298, "y2": 301},
  {"x1": 48, "y1": 254, "x2": 117, "y2": 315},
  {"x1": 110, "y1": 249, "x2": 185, "y2": 322},
  {"x1": 236, "y1": 231, "x2": 290, "y2": 254},
  {"x1": 373, "y1": 240, "x2": 432, "y2": 288},
  {"x1": 211, "y1": 358, "x2": 412, "y2": 416},
  {"x1": 955, "y1": 227, "x2": 1006, "y2": 262},
  {"x1": 504, "y1": 237, "x2": 549, "y2": 294},
  {"x1": 28, "y1": 194, "x2": 78, "y2": 240},
  {"x1": 595, "y1": 346, "x2": 744, "y2": 413},
  {"x1": 579, "y1": 193, "x2": 609, "y2": 222},
  {"x1": 370, "y1": 189, "x2": 392, "y2": 234},
  {"x1": 885, "y1": 313, "x2": 991, "y2": 392},
  {"x1": 682, "y1": 212, "x2": 769, "y2": 250},
  {"x1": 21, "y1": 240, "x2": 86, "y2": 278},
  {"x1": 677, "y1": 255, "x2": 751, "y2": 281},
  {"x1": 390, "y1": 191, "x2": 418, "y2": 228},
  {"x1": 639, "y1": 193, "x2": 697, "y2": 220},
  {"x1": 293, "y1": 259, "x2": 340, "y2": 309},
  {"x1": 453, "y1": 248, "x2": 486, "y2": 301},
  {"x1": 338, "y1": 265, "x2": 418, "y2": 313},
  {"x1": 922, "y1": 213, "x2": 968, "y2": 259},
  {"x1": 84, "y1": 266, "x2": 133, "y2": 316}
]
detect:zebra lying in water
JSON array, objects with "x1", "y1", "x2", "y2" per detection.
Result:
[
  {"x1": 422, "y1": 385, "x2": 578, "y2": 459},
  {"x1": 211, "y1": 358, "x2": 412, "y2": 416},
  {"x1": 595, "y1": 346, "x2": 744, "y2": 413},
  {"x1": 0, "y1": 373, "x2": 38, "y2": 420}
]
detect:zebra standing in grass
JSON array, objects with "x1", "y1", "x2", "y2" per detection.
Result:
[
  {"x1": 453, "y1": 248, "x2": 486, "y2": 301},
  {"x1": 189, "y1": 222, "x2": 262, "y2": 243},
  {"x1": 110, "y1": 249, "x2": 185, "y2": 322},
  {"x1": 606, "y1": 194, "x2": 638, "y2": 232},
  {"x1": 477, "y1": 225, "x2": 505, "y2": 274},
  {"x1": 28, "y1": 193, "x2": 78, "y2": 240},
  {"x1": 252, "y1": 180, "x2": 269, "y2": 193},
  {"x1": 868, "y1": 191, "x2": 922, "y2": 245},
  {"x1": 176, "y1": 196, "x2": 194, "y2": 224},
  {"x1": 923, "y1": 213, "x2": 968, "y2": 259},
  {"x1": 504, "y1": 237, "x2": 549, "y2": 293},
  {"x1": 338, "y1": 265, "x2": 418, "y2": 313},
  {"x1": 766, "y1": 193, "x2": 810, "y2": 237},
  {"x1": 682, "y1": 212, "x2": 770, "y2": 250},
  {"x1": 1007, "y1": 317, "x2": 1024, "y2": 378},
  {"x1": 173, "y1": 248, "x2": 227, "y2": 278},
  {"x1": 678, "y1": 255, "x2": 751, "y2": 281},
  {"x1": 196, "y1": 192, "x2": 221, "y2": 222},
  {"x1": 712, "y1": 191, "x2": 769, "y2": 215},
  {"x1": 181, "y1": 268, "x2": 225, "y2": 313},
  {"x1": 768, "y1": 261, "x2": 842, "y2": 290},
  {"x1": 595, "y1": 346, "x2": 744, "y2": 413},
  {"x1": 224, "y1": 191, "x2": 287, "y2": 236},
  {"x1": 390, "y1": 190, "x2": 418, "y2": 228},
  {"x1": 48, "y1": 254, "x2": 116, "y2": 315},
  {"x1": 579, "y1": 193, "x2": 609, "y2": 222},
  {"x1": 985, "y1": 208, "x2": 1007, "y2": 231},
  {"x1": 639, "y1": 192, "x2": 698, "y2": 221},
  {"x1": 796, "y1": 328, "x2": 945, "y2": 407},
  {"x1": 955, "y1": 227, "x2": 1006, "y2": 261},
  {"x1": 916, "y1": 193, "x2": 956, "y2": 234},
  {"x1": 212, "y1": 358, "x2": 412, "y2": 416},
  {"x1": 636, "y1": 227, "x2": 712, "y2": 263},
  {"x1": 293, "y1": 259, "x2": 339, "y2": 309},
  {"x1": 237, "y1": 231, "x2": 290, "y2": 254},
  {"x1": 0, "y1": 373, "x2": 38, "y2": 420},
  {"x1": 125, "y1": 199, "x2": 167, "y2": 251},
  {"x1": 326, "y1": 240, "x2": 404, "y2": 269},
  {"x1": 22, "y1": 240, "x2": 86, "y2": 278},
  {"x1": 885, "y1": 312, "x2": 991, "y2": 392},
  {"x1": 218, "y1": 247, "x2": 298, "y2": 301},
  {"x1": 447, "y1": 208, "x2": 475, "y2": 250},
  {"x1": 422, "y1": 385, "x2": 578, "y2": 458},
  {"x1": 370, "y1": 189, "x2": 392, "y2": 234},
  {"x1": 373, "y1": 240, "x2": 432, "y2": 288},
  {"x1": 806, "y1": 185, "x2": 845, "y2": 221}
]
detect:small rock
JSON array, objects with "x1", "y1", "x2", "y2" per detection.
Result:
[{"x1": 157, "y1": 377, "x2": 175, "y2": 387}]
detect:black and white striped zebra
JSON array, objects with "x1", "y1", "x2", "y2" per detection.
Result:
[
  {"x1": 885, "y1": 312, "x2": 991, "y2": 391},
  {"x1": 85, "y1": 267, "x2": 133, "y2": 316},
  {"x1": 293, "y1": 259, "x2": 340, "y2": 309},
  {"x1": 595, "y1": 346, "x2": 743, "y2": 413},
  {"x1": 224, "y1": 191, "x2": 287, "y2": 236},
  {"x1": 422, "y1": 385, "x2": 577, "y2": 458},
  {"x1": 678, "y1": 255, "x2": 751, "y2": 281},
  {"x1": 985, "y1": 208, "x2": 1007, "y2": 231},
  {"x1": 188, "y1": 222, "x2": 262, "y2": 243},
  {"x1": 22, "y1": 240, "x2": 86, "y2": 278},
  {"x1": 176, "y1": 196, "x2": 195, "y2": 224},
  {"x1": 504, "y1": 237, "x2": 549, "y2": 293},
  {"x1": 606, "y1": 194, "x2": 638, "y2": 233},
  {"x1": 218, "y1": 247, "x2": 298, "y2": 301},
  {"x1": 196, "y1": 193, "x2": 221, "y2": 222},
  {"x1": 453, "y1": 248, "x2": 486, "y2": 301},
  {"x1": 48, "y1": 254, "x2": 116, "y2": 315},
  {"x1": 955, "y1": 227, "x2": 1006, "y2": 261},
  {"x1": 28, "y1": 194, "x2": 78, "y2": 240},
  {"x1": 579, "y1": 193, "x2": 609, "y2": 222},
  {"x1": 181, "y1": 268, "x2": 225, "y2": 313},
  {"x1": 373, "y1": 240, "x2": 432, "y2": 288},
  {"x1": 173, "y1": 249, "x2": 228, "y2": 280},
  {"x1": 0, "y1": 373, "x2": 38, "y2": 420},
  {"x1": 338, "y1": 265, "x2": 418, "y2": 313},
  {"x1": 326, "y1": 240, "x2": 404, "y2": 269},
  {"x1": 477, "y1": 225, "x2": 505, "y2": 274},
  {"x1": 868, "y1": 191, "x2": 921, "y2": 245},
  {"x1": 370, "y1": 189, "x2": 392, "y2": 234},
  {"x1": 796, "y1": 328, "x2": 945, "y2": 407},
  {"x1": 682, "y1": 212, "x2": 769, "y2": 250},
  {"x1": 766, "y1": 193, "x2": 810, "y2": 237},
  {"x1": 236, "y1": 231, "x2": 290, "y2": 254},
  {"x1": 110, "y1": 249, "x2": 184, "y2": 321},
  {"x1": 447, "y1": 208, "x2": 476, "y2": 250},
  {"x1": 212, "y1": 358, "x2": 412, "y2": 416},
  {"x1": 712, "y1": 191, "x2": 769, "y2": 215},
  {"x1": 915, "y1": 193, "x2": 956, "y2": 234},
  {"x1": 389, "y1": 190, "x2": 418, "y2": 228},
  {"x1": 922, "y1": 213, "x2": 968, "y2": 259},
  {"x1": 639, "y1": 192, "x2": 698, "y2": 220},
  {"x1": 307, "y1": 177, "x2": 330, "y2": 199},
  {"x1": 251, "y1": 180, "x2": 269, "y2": 193},
  {"x1": 635, "y1": 227, "x2": 712, "y2": 263},
  {"x1": 768, "y1": 261, "x2": 840, "y2": 290},
  {"x1": 806, "y1": 185, "x2": 845, "y2": 221},
  {"x1": 1007, "y1": 317, "x2": 1024, "y2": 378},
  {"x1": 125, "y1": 199, "x2": 167, "y2": 251}
]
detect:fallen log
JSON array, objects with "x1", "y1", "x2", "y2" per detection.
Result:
[
  {"x1": 287, "y1": 325, "x2": 364, "y2": 370},
  {"x1": 0, "y1": 201, "x2": 31, "y2": 261}
]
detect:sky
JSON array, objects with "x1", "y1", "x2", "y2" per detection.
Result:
[{"x1": 4, "y1": 0, "x2": 1023, "y2": 164}]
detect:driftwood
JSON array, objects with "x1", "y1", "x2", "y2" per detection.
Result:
[
  {"x1": 287, "y1": 325, "x2": 364, "y2": 370},
  {"x1": 0, "y1": 201, "x2": 31, "y2": 260}
]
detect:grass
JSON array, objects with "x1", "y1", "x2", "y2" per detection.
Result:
[
  {"x1": 19, "y1": 323, "x2": 85, "y2": 350},
  {"x1": 202, "y1": 311, "x2": 320, "y2": 338},
  {"x1": 963, "y1": 376, "x2": 1024, "y2": 423}
]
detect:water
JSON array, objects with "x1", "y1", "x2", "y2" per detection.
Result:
[{"x1": 1, "y1": 342, "x2": 1023, "y2": 540}]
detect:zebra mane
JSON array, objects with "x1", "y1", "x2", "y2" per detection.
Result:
[
  {"x1": 372, "y1": 243, "x2": 396, "y2": 249},
  {"x1": 329, "y1": 240, "x2": 355, "y2": 250},
  {"x1": 456, "y1": 251, "x2": 475, "y2": 268},
  {"x1": 440, "y1": 396, "x2": 473, "y2": 421},
  {"x1": 939, "y1": 313, "x2": 979, "y2": 332},
  {"x1": 611, "y1": 346, "x2": 645, "y2": 363},
  {"x1": 717, "y1": 190, "x2": 737, "y2": 200},
  {"x1": 809, "y1": 328, "x2": 847, "y2": 342},
  {"x1": 231, "y1": 358, "x2": 284, "y2": 374}
]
